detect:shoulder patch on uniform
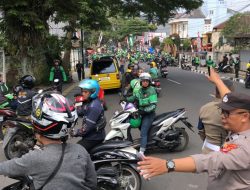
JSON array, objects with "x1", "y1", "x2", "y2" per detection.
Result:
[{"x1": 220, "y1": 143, "x2": 238, "y2": 153}]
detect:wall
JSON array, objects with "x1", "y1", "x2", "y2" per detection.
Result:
[
  {"x1": 240, "y1": 50, "x2": 250, "y2": 70},
  {"x1": 188, "y1": 19, "x2": 204, "y2": 38}
]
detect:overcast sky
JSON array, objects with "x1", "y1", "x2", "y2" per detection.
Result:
[{"x1": 226, "y1": 0, "x2": 250, "y2": 11}]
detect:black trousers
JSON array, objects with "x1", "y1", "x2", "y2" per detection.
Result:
[
  {"x1": 77, "y1": 71, "x2": 82, "y2": 81},
  {"x1": 235, "y1": 68, "x2": 239, "y2": 78},
  {"x1": 77, "y1": 138, "x2": 103, "y2": 153}
]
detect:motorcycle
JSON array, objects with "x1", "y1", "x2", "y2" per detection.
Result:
[
  {"x1": 0, "y1": 93, "x2": 15, "y2": 110},
  {"x1": 217, "y1": 62, "x2": 233, "y2": 73},
  {"x1": 160, "y1": 66, "x2": 168, "y2": 78},
  {"x1": 2, "y1": 82, "x2": 60, "y2": 159},
  {"x1": 151, "y1": 79, "x2": 161, "y2": 96},
  {"x1": 245, "y1": 68, "x2": 250, "y2": 89},
  {"x1": 2, "y1": 142, "x2": 142, "y2": 190},
  {"x1": 0, "y1": 108, "x2": 16, "y2": 140},
  {"x1": 90, "y1": 143, "x2": 142, "y2": 190},
  {"x1": 105, "y1": 101, "x2": 194, "y2": 152}
]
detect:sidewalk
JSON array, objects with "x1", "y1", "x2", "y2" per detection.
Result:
[{"x1": 190, "y1": 66, "x2": 246, "y2": 84}]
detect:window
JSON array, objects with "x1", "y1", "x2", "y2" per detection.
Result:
[
  {"x1": 209, "y1": 10, "x2": 214, "y2": 15},
  {"x1": 92, "y1": 59, "x2": 116, "y2": 75},
  {"x1": 219, "y1": 0, "x2": 224, "y2": 4}
]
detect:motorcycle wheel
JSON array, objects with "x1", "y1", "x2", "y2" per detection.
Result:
[
  {"x1": 4, "y1": 131, "x2": 31, "y2": 160},
  {"x1": 171, "y1": 129, "x2": 189, "y2": 152},
  {"x1": 118, "y1": 165, "x2": 141, "y2": 190}
]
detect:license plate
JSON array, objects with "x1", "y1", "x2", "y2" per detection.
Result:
[
  {"x1": 0, "y1": 116, "x2": 3, "y2": 122},
  {"x1": 75, "y1": 102, "x2": 82, "y2": 107},
  {"x1": 100, "y1": 77, "x2": 110, "y2": 81}
]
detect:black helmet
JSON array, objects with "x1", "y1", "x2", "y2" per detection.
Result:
[{"x1": 19, "y1": 75, "x2": 36, "y2": 89}]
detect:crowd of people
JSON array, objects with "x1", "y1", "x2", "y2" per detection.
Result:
[{"x1": 0, "y1": 48, "x2": 250, "y2": 190}]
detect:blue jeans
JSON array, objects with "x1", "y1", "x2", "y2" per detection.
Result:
[{"x1": 140, "y1": 112, "x2": 155, "y2": 152}]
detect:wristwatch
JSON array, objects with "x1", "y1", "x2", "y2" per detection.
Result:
[{"x1": 166, "y1": 160, "x2": 175, "y2": 172}]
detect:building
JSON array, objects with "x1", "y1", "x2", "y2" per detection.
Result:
[
  {"x1": 169, "y1": 0, "x2": 236, "y2": 52},
  {"x1": 169, "y1": 9, "x2": 205, "y2": 39}
]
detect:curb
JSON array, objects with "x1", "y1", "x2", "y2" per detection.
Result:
[{"x1": 190, "y1": 69, "x2": 245, "y2": 84}]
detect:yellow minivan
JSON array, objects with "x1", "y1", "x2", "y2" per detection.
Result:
[{"x1": 90, "y1": 56, "x2": 121, "y2": 90}]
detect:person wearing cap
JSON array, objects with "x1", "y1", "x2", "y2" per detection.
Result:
[
  {"x1": 137, "y1": 68, "x2": 250, "y2": 190},
  {"x1": 198, "y1": 79, "x2": 235, "y2": 154}
]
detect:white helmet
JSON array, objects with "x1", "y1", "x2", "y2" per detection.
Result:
[
  {"x1": 31, "y1": 92, "x2": 78, "y2": 140},
  {"x1": 139, "y1": 72, "x2": 152, "y2": 82}
]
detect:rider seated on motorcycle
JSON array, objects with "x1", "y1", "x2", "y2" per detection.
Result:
[
  {"x1": 16, "y1": 75, "x2": 37, "y2": 120},
  {"x1": 149, "y1": 62, "x2": 159, "y2": 79},
  {"x1": 71, "y1": 79, "x2": 106, "y2": 153},
  {"x1": 49, "y1": 59, "x2": 67, "y2": 93},
  {"x1": 0, "y1": 92, "x2": 97, "y2": 190},
  {"x1": 126, "y1": 73, "x2": 158, "y2": 155}
]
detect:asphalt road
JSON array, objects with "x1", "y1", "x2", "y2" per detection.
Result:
[{"x1": 0, "y1": 66, "x2": 249, "y2": 189}]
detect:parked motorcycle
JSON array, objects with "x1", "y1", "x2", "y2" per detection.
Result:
[
  {"x1": 105, "y1": 101, "x2": 194, "y2": 152},
  {"x1": 217, "y1": 62, "x2": 233, "y2": 73},
  {"x1": 245, "y1": 68, "x2": 250, "y2": 89}
]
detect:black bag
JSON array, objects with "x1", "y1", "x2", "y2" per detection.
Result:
[{"x1": 96, "y1": 115, "x2": 107, "y2": 132}]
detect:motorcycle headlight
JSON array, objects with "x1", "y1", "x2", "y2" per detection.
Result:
[{"x1": 122, "y1": 152, "x2": 137, "y2": 160}]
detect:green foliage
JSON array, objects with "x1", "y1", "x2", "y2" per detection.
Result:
[
  {"x1": 150, "y1": 37, "x2": 160, "y2": 48},
  {"x1": 222, "y1": 12, "x2": 250, "y2": 46},
  {"x1": 102, "y1": 17, "x2": 157, "y2": 44},
  {"x1": 182, "y1": 39, "x2": 191, "y2": 51},
  {"x1": 162, "y1": 37, "x2": 174, "y2": 46}
]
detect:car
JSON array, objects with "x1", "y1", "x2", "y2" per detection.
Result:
[{"x1": 90, "y1": 56, "x2": 121, "y2": 90}]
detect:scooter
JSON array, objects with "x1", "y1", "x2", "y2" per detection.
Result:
[
  {"x1": 217, "y1": 62, "x2": 233, "y2": 73},
  {"x1": 105, "y1": 101, "x2": 194, "y2": 152}
]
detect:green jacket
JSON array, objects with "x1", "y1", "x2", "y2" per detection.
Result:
[
  {"x1": 130, "y1": 79, "x2": 141, "y2": 96},
  {"x1": 49, "y1": 66, "x2": 67, "y2": 82},
  {"x1": 195, "y1": 57, "x2": 200, "y2": 65},
  {"x1": 206, "y1": 59, "x2": 215, "y2": 68},
  {"x1": 127, "y1": 86, "x2": 157, "y2": 113},
  {"x1": 149, "y1": 67, "x2": 159, "y2": 79}
]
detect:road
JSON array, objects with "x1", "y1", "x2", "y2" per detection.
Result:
[{"x1": 0, "y1": 66, "x2": 249, "y2": 189}]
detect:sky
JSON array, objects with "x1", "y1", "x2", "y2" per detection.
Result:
[{"x1": 226, "y1": 0, "x2": 250, "y2": 11}]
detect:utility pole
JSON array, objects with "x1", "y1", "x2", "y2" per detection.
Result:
[{"x1": 81, "y1": 29, "x2": 85, "y2": 79}]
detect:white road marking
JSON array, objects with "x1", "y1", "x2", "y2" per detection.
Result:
[{"x1": 167, "y1": 79, "x2": 181, "y2": 85}]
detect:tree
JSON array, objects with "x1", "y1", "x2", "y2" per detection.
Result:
[
  {"x1": 182, "y1": 38, "x2": 191, "y2": 51},
  {"x1": 222, "y1": 12, "x2": 250, "y2": 47},
  {"x1": 102, "y1": 17, "x2": 157, "y2": 44},
  {"x1": 150, "y1": 37, "x2": 160, "y2": 48},
  {"x1": 0, "y1": 0, "x2": 202, "y2": 85}
]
